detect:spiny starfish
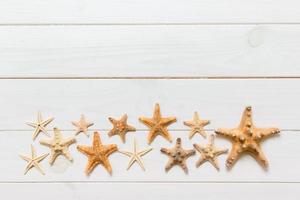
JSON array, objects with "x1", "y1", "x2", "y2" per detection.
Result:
[
  {"x1": 161, "y1": 138, "x2": 195, "y2": 173},
  {"x1": 139, "y1": 103, "x2": 177, "y2": 144},
  {"x1": 119, "y1": 137, "x2": 152, "y2": 171},
  {"x1": 40, "y1": 127, "x2": 76, "y2": 165},
  {"x1": 215, "y1": 106, "x2": 280, "y2": 169},
  {"x1": 19, "y1": 145, "x2": 49, "y2": 175},
  {"x1": 193, "y1": 134, "x2": 228, "y2": 170},
  {"x1": 184, "y1": 111, "x2": 210, "y2": 139},
  {"x1": 26, "y1": 111, "x2": 54, "y2": 140},
  {"x1": 72, "y1": 114, "x2": 94, "y2": 137},
  {"x1": 108, "y1": 114, "x2": 136, "y2": 143},
  {"x1": 77, "y1": 131, "x2": 118, "y2": 175}
]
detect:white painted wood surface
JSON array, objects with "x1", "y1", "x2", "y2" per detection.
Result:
[
  {"x1": 1, "y1": 0, "x2": 300, "y2": 198},
  {"x1": 1, "y1": 25, "x2": 300, "y2": 77},
  {"x1": 0, "y1": 0, "x2": 300, "y2": 24}
]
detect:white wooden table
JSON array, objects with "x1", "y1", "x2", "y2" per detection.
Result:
[{"x1": 0, "y1": 1, "x2": 300, "y2": 199}]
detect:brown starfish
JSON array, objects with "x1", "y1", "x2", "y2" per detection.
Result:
[
  {"x1": 193, "y1": 134, "x2": 228, "y2": 170},
  {"x1": 72, "y1": 114, "x2": 94, "y2": 137},
  {"x1": 184, "y1": 111, "x2": 210, "y2": 139},
  {"x1": 108, "y1": 114, "x2": 136, "y2": 143},
  {"x1": 77, "y1": 131, "x2": 118, "y2": 175},
  {"x1": 40, "y1": 127, "x2": 76, "y2": 165},
  {"x1": 139, "y1": 103, "x2": 177, "y2": 144},
  {"x1": 215, "y1": 106, "x2": 280, "y2": 169},
  {"x1": 161, "y1": 138, "x2": 195, "y2": 173}
]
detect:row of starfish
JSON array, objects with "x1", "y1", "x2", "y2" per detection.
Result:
[{"x1": 19, "y1": 104, "x2": 280, "y2": 175}]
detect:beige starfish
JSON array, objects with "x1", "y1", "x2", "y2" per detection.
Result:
[
  {"x1": 108, "y1": 114, "x2": 136, "y2": 143},
  {"x1": 19, "y1": 145, "x2": 49, "y2": 175},
  {"x1": 193, "y1": 134, "x2": 228, "y2": 170},
  {"x1": 139, "y1": 103, "x2": 177, "y2": 144},
  {"x1": 184, "y1": 111, "x2": 210, "y2": 139},
  {"x1": 40, "y1": 127, "x2": 76, "y2": 165},
  {"x1": 161, "y1": 138, "x2": 195, "y2": 174},
  {"x1": 215, "y1": 106, "x2": 280, "y2": 169},
  {"x1": 26, "y1": 111, "x2": 54, "y2": 140},
  {"x1": 72, "y1": 114, "x2": 94, "y2": 136},
  {"x1": 119, "y1": 137, "x2": 153, "y2": 171}
]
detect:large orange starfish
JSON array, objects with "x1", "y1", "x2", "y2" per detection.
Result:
[
  {"x1": 139, "y1": 103, "x2": 177, "y2": 144},
  {"x1": 215, "y1": 106, "x2": 280, "y2": 169},
  {"x1": 77, "y1": 131, "x2": 118, "y2": 175}
]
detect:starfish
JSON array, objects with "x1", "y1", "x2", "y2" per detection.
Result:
[
  {"x1": 19, "y1": 145, "x2": 49, "y2": 175},
  {"x1": 72, "y1": 114, "x2": 94, "y2": 137},
  {"x1": 108, "y1": 114, "x2": 136, "y2": 143},
  {"x1": 139, "y1": 103, "x2": 177, "y2": 144},
  {"x1": 40, "y1": 127, "x2": 76, "y2": 165},
  {"x1": 26, "y1": 111, "x2": 54, "y2": 140},
  {"x1": 119, "y1": 137, "x2": 152, "y2": 171},
  {"x1": 161, "y1": 138, "x2": 195, "y2": 173},
  {"x1": 77, "y1": 131, "x2": 118, "y2": 175},
  {"x1": 215, "y1": 106, "x2": 280, "y2": 169},
  {"x1": 184, "y1": 111, "x2": 210, "y2": 139},
  {"x1": 193, "y1": 134, "x2": 228, "y2": 170}
]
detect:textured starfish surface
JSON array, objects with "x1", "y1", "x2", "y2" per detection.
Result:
[
  {"x1": 184, "y1": 111, "x2": 210, "y2": 139},
  {"x1": 72, "y1": 114, "x2": 94, "y2": 136},
  {"x1": 40, "y1": 127, "x2": 76, "y2": 165},
  {"x1": 215, "y1": 106, "x2": 280, "y2": 169},
  {"x1": 193, "y1": 134, "x2": 228, "y2": 170},
  {"x1": 139, "y1": 103, "x2": 177, "y2": 144},
  {"x1": 77, "y1": 131, "x2": 118, "y2": 175},
  {"x1": 161, "y1": 138, "x2": 195, "y2": 173},
  {"x1": 26, "y1": 111, "x2": 54, "y2": 140},
  {"x1": 108, "y1": 114, "x2": 136, "y2": 143},
  {"x1": 119, "y1": 137, "x2": 152, "y2": 171},
  {"x1": 19, "y1": 145, "x2": 49, "y2": 175}
]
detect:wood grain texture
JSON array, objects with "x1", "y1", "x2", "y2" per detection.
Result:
[
  {"x1": 0, "y1": 79, "x2": 297, "y2": 130},
  {"x1": 1, "y1": 183, "x2": 299, "y2": 200},
  {"x1": 1, "y1": 130, "x2": 298, "y2": 182},
  {"x1": 1, "y1": 25, "x2": 300, "y2": 77},
  {"x1": 0, "y1": 0, "x2": 299, "y2": 24}
]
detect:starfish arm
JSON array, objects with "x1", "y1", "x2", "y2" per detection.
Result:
[
  {"x1": 126, "y1": 124, "x2": 136, "y2": 132},
  {"x1": 24, "y1": 162, "x2": 34, "y2": 175},
  {"x1": 19, "y1": 155, "x2": 31, "y2": 162},
  {"x1": 179, "y1": 162, "x2": 188, "y2": 174},
  {"x1": 195, "y1": 157, "x2": 206, "y2": 168},
  {"x1": 215, "y1": 128, "x2": 237, "y2": 139},
  {"x1": 160, "y1": 148, "x2": 172, "y2": 156},
  {"x1": 87, "y1": 122, "x2": 94, "y2": 128},
  {"x1": 39, "y1": 126, "x2": 50, "y2": 137},
  {"x1": 85, "y1": 158, "x2": 98, "y2": 175},
  {"x1": 250, "y1": 145, "x2": 269, "y2": 168},
  {"x1": 139, "y1": 117, "x2": 156, "y2": 128},
  {"x1": 32, "y1": 127, "x2": 41, "y2": 140},
  {"x1": 102, "y1": 158, "x2": 113, "y2": 174},
  {"x1": 35, "y1": 153, "x2": 49, "y2": 163},
  {"x1": 120, "y1": 114, "x2": 128, "y2": 123},
  {"x1": 238, "y1": 106, "x2": 253, "y2": 129},
  {"x1": 138, "y1": 148, "x2": 153, "y2": 157},
  {"x1": 226, "y1": 145, "x2": 242, "y2": 169},
  {"x1": 108, "y1": 128, "x2": 117, "y2": 137},
  {"x1": 49, "y1": 152, "x2": 59, "y2": 165},
  {"x1": 62, "y1": 149, "x2": 73, "y2": 162},
  {"x1": 160, "y1": 128, "x2": 173, "y2": 142},
  {"x1": 126, "y1": 156, "x2": 136, "y2": 170},
  {"x1": 208, "y1": 158, "x2": 220, "y2": 170},
  {"x1": 198, "y1": 129, "x2": 207, "y2": 138},
  {"x1": 33, "y1": 162, "x2": 45, "y2": 175},
  {"x1": 108, "y1": 117, "x2": 118, "y2": 124},
  {"x1": 37, "y1": 112, "x2": 42, "y2": 122},
  {"x1": 254, "y1": 127, "x2": 280, "y2": 140},
  {"x1": 119, "y1": 132, "x2": 126, "y2": 143},
  {"x1": 193, "y1": 144, "x2": 203, "y2": 154},
  {"x1": 105, "y1": 144, "x2": 118, "y2": 156},
  {"x1": 135, "y1": 156, "x2": 146, "y2": 171},
  {"x1": 77, "y1": 146, "x2": 94, "y2": 156},
  {"x1": 26, "y1": 122, "x2": 37, "y2": 128},
  {"x1": 201, "y1": 120, "x2": 210, "y2": 126},
  {"x1": 188, "y1": 129, "x2": 197, "y2": 139},
  {"x1": 185, "y1": 149, "x2": 196, "y2": 158},
  {"x1": 165, "y1": 160, "x2": 175, "y2": 172},
  {"x1": 161, "y1": 117, "x2": 177, "y2": 126},
  {"x1": 92, "y1": 132, "x2": 101, "y2": 149},
  {"x1": 39, "y1": 139, "x2": 53, "y2": 147},
  {"x1": 147, "y1": 129, "x2": 158, "y2": 144},
  {"x1": 41, "y1": 118, "x2": 54, "y2": 126},
  {"x1": 215, "y1": 148, "x2": 229, "y2": 156},
  {"x1": 62, "y1": 137, "x2": 76, "y2": 146},
  {"x1": 119, "y1": 150, "x2": 133, "y2": 157},
  {"x1": 183, "y1": 120, "x2": 194, "y2": 127},
  {"x1": 208, "y1": 134, "x2": 215, "y2": 146},
  {"x1": 71, "y1": 121, "x2": 79, "y2": 127}
]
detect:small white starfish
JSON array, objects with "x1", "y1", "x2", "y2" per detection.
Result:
[
  {"x1": 19, "y1": 145, "x2": 49, "y2": 175},
  {"x1": 72, "y1": 114, "x2": 94, "y2": 136},
  {"x1": 119, "y1": 137, "x2": 153, "y2": 171},
  {"x1": 26, "y1": 111, "x2": 54, "y2": 140}
]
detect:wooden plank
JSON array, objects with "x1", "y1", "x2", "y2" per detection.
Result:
[
  {"x1": 1, "y1": 183, "x2": 299, "y2": 200},
  {"x1": 0, "y1": 79, "x2": 298, "y2": 129},
  {"x1": 1, "y1": 130, "x2": 299, "y2": 182},
  {"x1": 1, "y1": 25, "x2": 300, "y2": 77},
  {"x1": 0, "y1": 0, "x2": 299, "y2": 24}
]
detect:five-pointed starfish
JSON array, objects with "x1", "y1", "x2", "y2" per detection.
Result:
[
  {"x1": 19, "y1": 145, "x2": 49, "y2": 175},
  {"x1": 119, "y1": 137, "x2": 153, "y2": 171},
  {"x1": 215, "y1": 106, "x2": 280, "y2": 169},
  {"x1": 139, "y1": 103, "x2": 177, "y2": 144},
  {"x1": 193, "y1": 134, "x2": 228, "y2": 170},
  {"x1": 161, "y1": 138, "x2": 195, "y2": 173},
  {"x1": 72, "y1": 114, "x2": 94, "y2": 137},
  {"x1": 184, "y1": 111, "x2": 210, "y2": 139},
  {"x1": 40, "y1": 127, "x2": 76, "y2": 165},
  {"x1": 26, "y1": 111, "x2": 54, "y2": 140},
  {"x1": 108, "y1": 114, "x2": 136, "y2": 143},
  {"x1": 77, "y1": 131, "x2": 118, "y2": 175}
]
